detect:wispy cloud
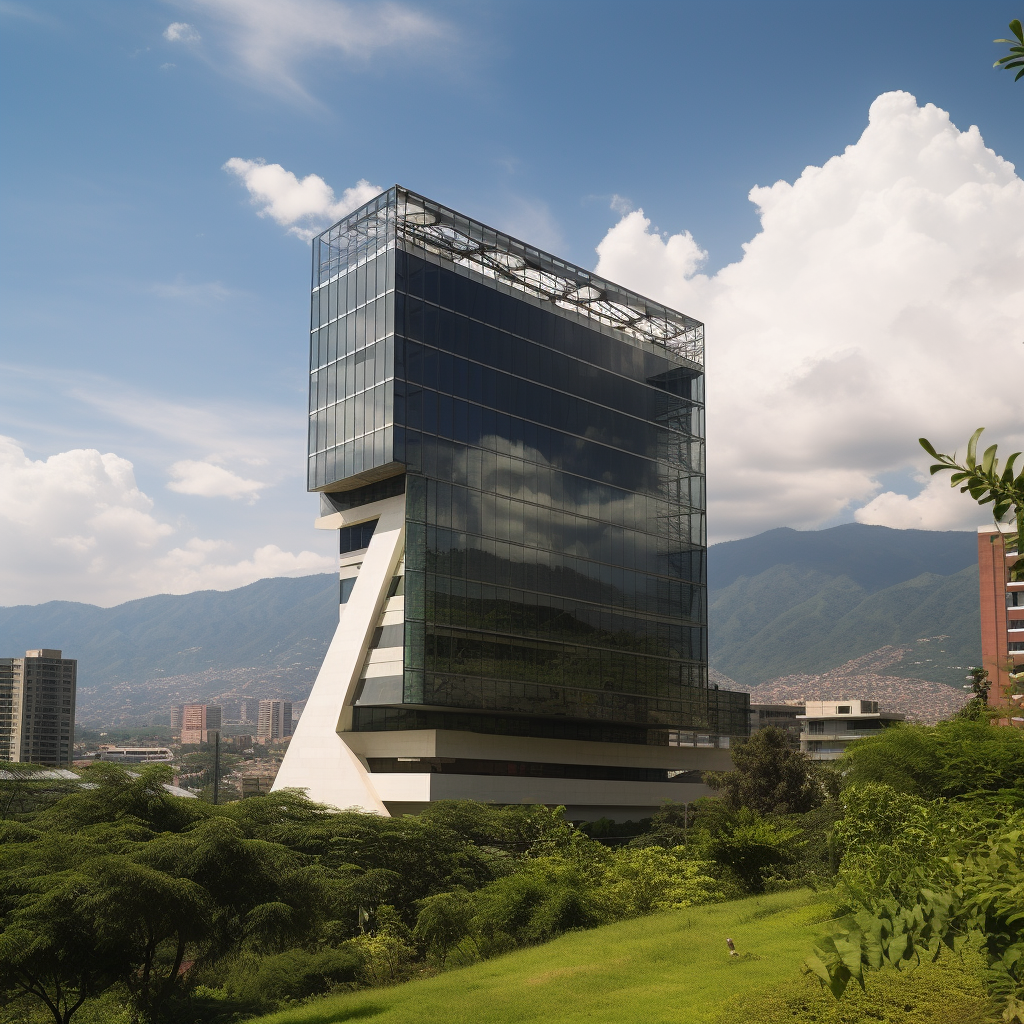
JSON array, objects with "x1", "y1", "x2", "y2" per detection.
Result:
[
  {"x1": 223, "y1": 158, "x2": 381, "y2": 240},
  {"x1": 164, "y1": 21, "x2": 201, "y2": 43},
  {"x1": 167, "y1": 459, "x2": 266, "y2": 501},
  {"x1": 168, "y1": 0, "x2": 447, "y2": 103},
  {"x1": 0, "y1": 1, "x2": 59, "y2": 27},
  {"x1": 0, "y1": 364, "x2": 299, "y2": 483},
  {"x1": 70, "y1": 383, "x2": 298, "y2": 472},
  {"x1": 490, "y1": 195, "x2": 563, "y2": 252}
]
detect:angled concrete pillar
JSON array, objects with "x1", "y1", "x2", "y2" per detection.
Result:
[{"x1": 272, "y1": 493, "x2": 405, "y2": 813}]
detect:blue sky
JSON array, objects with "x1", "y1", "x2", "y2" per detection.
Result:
[{"x1": 1, "y1": 1, "x2": 1022, "y2": 606}]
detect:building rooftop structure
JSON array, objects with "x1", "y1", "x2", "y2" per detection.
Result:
[{"x1": 313, "y1": 187, "x2": 704, "y2": 366}]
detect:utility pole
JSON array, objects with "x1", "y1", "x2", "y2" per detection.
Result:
[{"x1": 212, "y1": 732, "x2": 220, "y2": 805}]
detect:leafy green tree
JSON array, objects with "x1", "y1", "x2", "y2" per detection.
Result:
[
  {"x1": 625, "y1": 800, "x2": 691, "y2": 849},
  {"x1": 966, "y1": 666, "x2": 992, "y2": 702},
  {"x1": 600, "y1": 847, "x2": 721, "y2": 915},
  {"x1": 471, "y1": 853, "x2": 609, "y2": 951},
  {"x1": 994, "y1": 19, "x2": 1024, "y2": 81},
  {"x1": 221, "y1": 946, "x2": 362, "y2": 1006},
  {"x1": 704, "y1": 726, "x2": 822, "y2": 815},
  {"x1": 1, "y1": 768, "x2": 360, "y2": 1022},
  {"x1": 413, "y1": 889, "x2": 475, "y2": 967},
  {"x1": 32, "y1": 763, "x2": 208, "y2": 835},
  {"x1": 958, "y1": 666, "x2": 993, "y2": 720},
  {"x1": 356, "y1": 906, "x2": 416, "y2": 987},
  {"x1": 920, "y1": 428, "x2": 1023, "y2": 580},
  {"x1": 87, "y1": 858, "x2": 213, "y2": 1022},
  {"x1": 416, "y1": 800, "x2": 549, "y2": 848},
  {"x1": 0, "y1": 870, "x2": 125, "y2": 1024}
]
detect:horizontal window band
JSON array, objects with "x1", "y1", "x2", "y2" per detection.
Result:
[
  {"x1": 366, "y1": 756, "x2": 703, "y2": 784},
  {"x1": 352, "y1": 707, "x2": 746, "y2": 745}
]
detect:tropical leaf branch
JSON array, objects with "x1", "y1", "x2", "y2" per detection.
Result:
[{"x1": 920, "y1": 428, "x2": 1024, "y2": 580}]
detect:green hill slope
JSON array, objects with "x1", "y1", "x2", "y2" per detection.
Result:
[
  {"x1": 251, "y1": 890, "x2": 827, "y2": 1024},
  {"x1": 247, "y1": 888, "x2": 992, "y2": 1024}
]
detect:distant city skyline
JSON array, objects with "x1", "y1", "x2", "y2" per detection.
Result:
[{"x1": 1, "y1": 1, "x2": 1022, "y2": 607}]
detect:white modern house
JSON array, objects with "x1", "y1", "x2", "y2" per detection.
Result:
[{"x1": 797, "y1": 700, "x2": 904, "y2": 760}]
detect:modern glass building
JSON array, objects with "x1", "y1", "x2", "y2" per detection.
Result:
[{"x1": 274, "y1": 187, "x2": 749, "y2": 819}]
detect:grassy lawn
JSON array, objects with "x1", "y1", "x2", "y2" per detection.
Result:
[{"x1": 253, "y1": 889, "x2": 830, "y2": 1024}]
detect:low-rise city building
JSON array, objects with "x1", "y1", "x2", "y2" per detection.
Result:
[
  {"x1": 95, "y1": 746, "x2": 175, "y2": 763},
  {"x1": 797, "y1": 699, "x2": 904, "y2": 760},
  {"x1": 978, "y1": 525, "x2": 1024, "y2": 711}
]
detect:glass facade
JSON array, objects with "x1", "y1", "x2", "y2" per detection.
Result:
[{"x1": 309, "y1": 188, "x2": 748, "y2": 746}]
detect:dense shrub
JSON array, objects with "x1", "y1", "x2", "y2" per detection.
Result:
[
  {"x1": 222, "y1": 946, "x2": 363, "y2": 1004},
  {"x1": 719, "y1": 946, "x2": 998, "y2": 1024},
  {"x1": 841, "y1": 719, "x2": 1024, "y2": 805},
  {"x1": 810, "y1": 773, "x2": 1024, "y2": 1020}
]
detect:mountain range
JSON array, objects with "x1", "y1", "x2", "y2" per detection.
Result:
[
  {"x1": 708, "y1": 523, "x2": 980, "y2": 688},
  {"x1": 0, "y1": 523, "x2": 981, "y2": 726}
]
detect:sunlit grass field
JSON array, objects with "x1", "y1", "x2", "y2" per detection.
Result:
[{"x1": 253, "y1": 889, "x2": 829, "y2": 1024}]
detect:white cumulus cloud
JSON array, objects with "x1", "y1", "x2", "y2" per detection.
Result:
[
  {"x1": 164, "y1": 21, "x2": 201, "y2": 43},
  {"x1": 0, "y1": 437, "x2": 334, "y2": 607},
  {"x1": 223, "y1": 158, "x2": 381, "y2": 240},
  {"x1": 855, "y1": 473, "x2": 998, "y2": 532},
  {"x1": 167, "y1": 459, "x2": 266, "y2": 501},
  {"x1": 594, "y1": 91, "x2": 1024, "y2": 541},
  {"x1": 157, "y1": 540, "x2": 335, "y2": 593}
]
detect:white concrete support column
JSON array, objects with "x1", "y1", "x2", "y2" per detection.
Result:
[{"x1": 272, "y1": 493, "x2": 406, "y2": 812}]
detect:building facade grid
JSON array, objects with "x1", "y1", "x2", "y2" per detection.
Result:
[{"x1": 302, "y1": 187, "x2": 748, "y2": 746}]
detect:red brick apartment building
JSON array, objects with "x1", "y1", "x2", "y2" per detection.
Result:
[{"x1": 978, "y1": 526, "x2": 1024, "y2": 710}]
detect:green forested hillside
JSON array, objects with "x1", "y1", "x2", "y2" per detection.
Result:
[
  {"x1": 706, "y1": 524, "x2": 979, "y2": 688},
  {"x1": 709, "y1": 565, "x2": 979, "y2": 687},
  {"x1": 0, "y1": 574, "x2": 339, "y2": 689}
]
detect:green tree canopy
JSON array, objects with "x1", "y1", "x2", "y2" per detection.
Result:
[{"x1": 704, "y1": 726, "x2": 823, "y2": 815}]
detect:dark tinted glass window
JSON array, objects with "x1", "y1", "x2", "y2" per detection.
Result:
[{"x1": 339, "y1": 519, "x2": 378, "y2": 554}]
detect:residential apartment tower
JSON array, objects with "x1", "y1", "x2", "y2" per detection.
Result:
[{"x1": 0, "y1": 649, "x2": 77, "y2": 766}]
